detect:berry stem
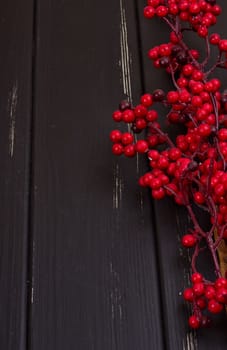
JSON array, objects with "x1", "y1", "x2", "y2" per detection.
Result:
[
  {"x1": 202, "y1": 36, "x2": 211, "y2": 68},
  {"x1": 206, "y1": 235, "x2": 222, "y2": 278},
  {"x1": 191, "y1": 241, "x2": 201, "y2": 273},
  {"x1": 148, "y1": 123, "x2": 176, "y2": 148},
  {"x1": 186, "y1": 203, "x2": 206, "y2": 238}
]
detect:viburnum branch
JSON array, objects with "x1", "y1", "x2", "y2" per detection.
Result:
[
  {"x1": 186, "y1": 203, "x2": 206, "y2": 238},
  {"x1": 191, "y1": 241, "x2": 202, "y2": 273},
  {"x1": 202, "y1": 36, "x2": 211, "y2": 67},
  {"x1": 148, "y1": 122, "x2": 175, "y2": 148},
  {"x1": 110, "y1": 0, "x2": 227, "y2": 330},
  {"x1": 205, "y1": 52, "x2": 223, "y2": 77}
]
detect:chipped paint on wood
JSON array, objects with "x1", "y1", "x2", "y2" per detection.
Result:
[
  {"x1": 8, "y1": 81, "x2": 18, "y2": 157},
  {"x1": 113, "y1": 164, "x2": 123, "y2": 209},
  {"x1": 109, "y1": 262, "x2": 123, "y2": 323},
  {"x1": 119, "y1": 0, "x2": 132, "y2": 102},
  {"x1": 183, "y1": 331, "x2": 198, "y2": 350}
]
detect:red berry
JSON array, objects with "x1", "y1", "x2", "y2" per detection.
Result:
[
  {"x1": 216, "y1": 287, "x2": 227, "y2": 304},
  {"x1": 189, "y1": 3, "x2": 201, "y2": 14},
  {"x1": 121, "y1": 132, "x2": 133, "y2": 145},
  {"x1": 190, "y1": 81, "x2": 204, "y2": 94},
  {"x1": 193, "y1": 191, "x2": 205, "y2": 204},
  {"x1": 124, "y1": 144, "x2": 136, "y2": 157},
  {"x1": 170, "y1": 31, "x2": 180, "y2": 44},
  {"x1": 142, "y1": 173, "x2": 153, "y2": 186},
  {"x1": 150, "y1": 177, "x2": 162, "y2": 190},
  {"x1": 169, "y1": 148, "x2": 181, "y2": 161},
  {"x1": 190, "y1": 49, "x2": 199, "y2": 60},
  {"x1": 215, "y1": 277, "x2": 227, "y2": 289},
  {"x1": 159, "y1": 174, "x2": 169, "y2": 185},
  {"x1": 191, "y1": 272, "x2": 203, "y2": 284},
  {"x1": 209, "y1": 33, "x2": 220, "y2": 45},
  {"x1": 135, "y1": 140, "x2": 148, "y2": 153},
  {"x1": 208, "y1": 299, "x2": 223, "y2": 314},
  {"x1": 179, "y1": 88, "x2": 191, "y2": 102},
  {"x1": 192, "y1": 70, "x2": 204, "y2": 81},
  {"x1": 200, "y1": 91, "x2": 210, "y2": 101},
  {"x1": 183, "y1": 288, "x2": 194, "y2": 302},
  {"x1": 112, "y1": 110, "x2": 122, "y2": 122},
  {"x1": 196, "y1": 298, "x2": 206, "y2": 310},
  {"x1": 112, "y1": 143, "x2": 124, "y2": 155},
  {"x1": 148, "y1": 47, "x2": 159, "y2": 60},
  {"x1": 205, "y1": 285, "x2": 216, "y2": 300},
  {"x1": 156, "y1": 5, "x2": 168, "y2": 17},
  {"x1": 180, "y1": 11, "x2": 189, "y2": 21},
  {"x1": 143, "y1": 6, "x2": 155, "y2": 19},
  {"x1": 147, "y1": 135, "x2": 159, "y2": 147},
  {"x1": 167, "y1": 91, "x2": 179, "y2": 103},
  {"x1": 197, "y1": 26, "x2": 208, "y2": 38},
  {"x1": 140, "y1": 93, "x2": 153, "y2": 106},
  {"x1": 152, "y1": 187, "x2": 165, "y2": 199},
  {"x1": 146, "y1": 110, "x2": 158, "y2": 122},
  {"x1": 181, "y1": 234, "x2": 197, "y2": 248},
  {"x1": 147, "y1": 0, "x2": 159, "y2": 7},
  {"x1": 193, "y1": 282, "x2": 205, "y2": 296},
  {"x1": 197, "y1": 123, "x2": 212, "y2": 137},
  {"x1": 182, "y1": 64, "x2": 194, "y2": 76},
  {"x1": 153, "y1": 89, "x2": 165, "y2": 101},
  {"x1": 157, "y1": 156, "x2": 169, "y2": 169},
  {"x1": 148, "y1": 149, "x2": 159, "y2": 160},
  {"x1": 214, "y1": 183, "x2": 225, "y2": 197},
  {"x1": 191, "y1": 95, "x2": 203, "y2": 107},
  {"x1": 177, "y1": 77, "x2": 188, "y2": 88},
  {"x1": 212, "y1": 5, "x2": 222, "y2": 16},
  {"x1": 179, "y1": 1, "x2": 189, "y2": 12},
  {"x1": 110, "y1": 130, "x2": 122, "y2": 143},
  {"x1": 218, "y1": 128, "x2": 227, "y2": 141},
  {"x1": 134, "y1": 105, "x2": 147, "y2": 118},
  {"x1": 168, "y1": 3, "x2": 178, "y2": 15},
  {"x1": 219, "y1": 40, "x2": 227, "y2": 52},
  {"x1": 122, "y1": 109, "x2": 135, "y2": 123},
  {"x1": 204, "y1": 81, "x2": 214, "y2": 93},
  {"x1": 189, "y1": 315, "x2": 200, "y2": 329},
  {"x1": 135, "y1": 118, "x2": 147, "y2": 130}
]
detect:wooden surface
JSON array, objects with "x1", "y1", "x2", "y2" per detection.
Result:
[
  {"x1": 1, "y1": 1, "x2": 227, "y2": 349},
  {"x1": 0, "y1": 1, "x2": 33, "y2": 349}
]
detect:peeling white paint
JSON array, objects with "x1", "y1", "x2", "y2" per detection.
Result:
[
  {"x1": 109, "y1": 262, "x2": 123, "y2": 322},
  {"x1": 113, "y1": 164, "x2": 123, "y2": 209},
  {"x1": 183, "y1": 331, "x2": 198, "y2": 350},
  {"x1": 31, "y1": 286, "x2": 34, "y2": 304},
  {"x1": 119, "y1": 0, "x2": 132, "y2": 102},
  {"x1": 8, "y1": 81, "x2": 18, "y2": 157}
]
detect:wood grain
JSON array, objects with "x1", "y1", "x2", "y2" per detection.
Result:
[
  {"x1": 30, "y1": 0, "x2": 164, "y2": 349},
  {"x1": 0, "y1": 1, "x2": 34, "y2": 349}
]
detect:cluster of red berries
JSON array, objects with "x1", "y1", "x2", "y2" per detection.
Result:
[
  {"x1": 184, "y1": 273, "x2": 227, "y2": 328},
  {"x1": 110, "y1": 0, "x2": 227, "y2": 329},
  {"x1": 144, "y1": 0, "x2": 221, "y2": 39}
]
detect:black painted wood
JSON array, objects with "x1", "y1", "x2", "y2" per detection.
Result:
[
  {"x1": 0, "y1": 1, "x2": 34, "y2": 349},
  {"x1": 2, "y1": 1, "x2": 227, "y2": 349},
  {"x1": 30, "y1": 1, "x2": 164, "y2": 349},
  {"x1": 137, "y1": 0, "x2": 227, "y2": 348}
]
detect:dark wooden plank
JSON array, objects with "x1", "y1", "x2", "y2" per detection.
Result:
[
  {"x1": 30, "y1": 0, "x2": 164, "y2": 349},
  {"x1": 0, "y1": 1, "x2": 34, "y2": 349},
  {"x1": 137, "y1": 0, "x2": 227, "y2": 348}
]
